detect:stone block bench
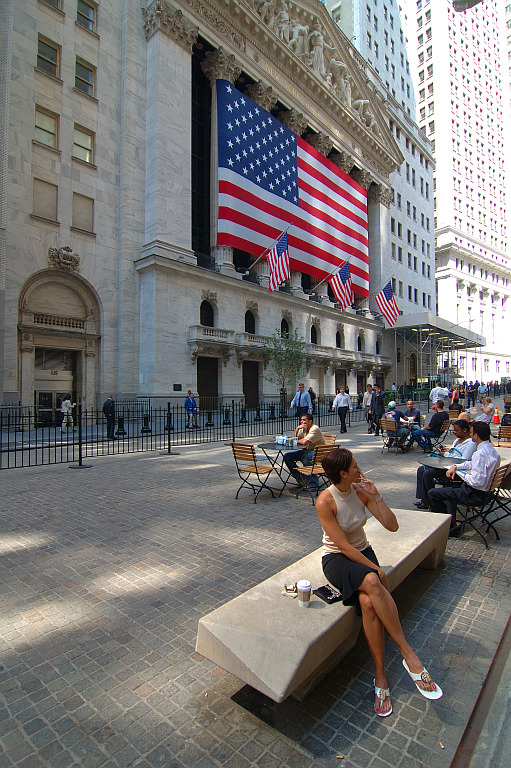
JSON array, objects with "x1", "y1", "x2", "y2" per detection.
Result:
[{"x1": 196, "y1": 509, "x2": 451, "y2": 703}]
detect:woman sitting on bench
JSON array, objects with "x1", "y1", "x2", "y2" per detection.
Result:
[{"x1": 316, "y1": 448, "x2": 443, "y2": 718}]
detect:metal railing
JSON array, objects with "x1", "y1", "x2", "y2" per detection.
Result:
[{"x1": 0, "y1": 395, "x2": 427, "y2": 471}]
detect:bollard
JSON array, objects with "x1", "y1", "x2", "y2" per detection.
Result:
[
  {"x1": 269, "y1": 405, "x2": 276, "y2": 421},
  {"x1": 239, "y1": 407, "x2": 248, "y2": 424},
  {"x1": 205, "y1": 411, "x2": 214, "y2": 427},
  {"x1": 116, "y1": 415, "x2": 127, "y2": 436},
  {"x1": 254, "y1": 406, "x2": 262, "y2": 422},
  {"x1": 141, "y1": 414, "x2": 152, "y2": 433},
  {"x1": 223, "y1": 407, "x2": 231, "y2": 426}
]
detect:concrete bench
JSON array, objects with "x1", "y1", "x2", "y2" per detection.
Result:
[{"x1": 196, "y1": 509, "x2": 451, "y2": 703}]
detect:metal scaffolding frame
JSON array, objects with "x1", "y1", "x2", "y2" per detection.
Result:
[{"x1": 392, "y1": 312, "x2": 485, "y2": 387}]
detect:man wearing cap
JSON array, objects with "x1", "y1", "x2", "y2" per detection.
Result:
[{"x1": 383, "y1": 401, "x2": 411, "y2": 448}]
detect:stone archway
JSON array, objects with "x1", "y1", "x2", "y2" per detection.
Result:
[{"x1": 18, "y1": 270, "x2": 101, "y2": 408}]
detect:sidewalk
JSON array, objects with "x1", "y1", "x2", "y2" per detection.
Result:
[{"x1": 0, "y1": 419, "x2": 510, "y2": 768}]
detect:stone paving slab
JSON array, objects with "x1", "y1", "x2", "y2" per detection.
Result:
[{"x1": 1, "y1": 422, "x2": 511, "y2": 768}]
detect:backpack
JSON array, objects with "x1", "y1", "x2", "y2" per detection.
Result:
[{"x1": 501, "y1": 413, "x2": 511, "y2": 427}]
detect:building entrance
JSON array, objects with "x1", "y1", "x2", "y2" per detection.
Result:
[
  {"x1": 242, "y1": 361, "x2": 259, "y2": 407},
  {"x1": 34, "y1": 348, "x2": 78, "y2": 425},
  {"x1": 197, "y1": 356, "x2": 218, "y2": 408}
]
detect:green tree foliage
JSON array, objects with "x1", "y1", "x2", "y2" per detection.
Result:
[{"x1": 263, "y1": 328, "x2": 306, "y2": 394}]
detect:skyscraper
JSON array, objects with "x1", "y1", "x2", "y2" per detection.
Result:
[{"x1": 403, "y1": 0, "x2": 511, "y2": 384}]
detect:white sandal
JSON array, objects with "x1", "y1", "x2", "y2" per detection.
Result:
[
  {"x1": 402, "y1": 659, "x2": 443, "y2": 700},
  {"x1": 373, "y1": 680, "x2": 393, "y2": 717}
]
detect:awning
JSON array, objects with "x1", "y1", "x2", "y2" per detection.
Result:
[{"x1": 392, "y1": 312, "x2": 485, "y2": 348}]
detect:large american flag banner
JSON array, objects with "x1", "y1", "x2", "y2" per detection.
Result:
[
  {"x1": 216, "y1": 80, "x2": 369, "y2": 296},
  {"x1": 267, "y1": 231, "x2": 290, "y2": 291},
  {"x1": 375, "y1": 281, "x2": 400, "y2": 326},
  {"x1": 329, "y1": 261, "x2": 353, "y2": 311}
]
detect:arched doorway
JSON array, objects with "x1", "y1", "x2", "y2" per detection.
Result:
[{"x1": 18, "y1": 270, "x2": 100, "y2": 409}]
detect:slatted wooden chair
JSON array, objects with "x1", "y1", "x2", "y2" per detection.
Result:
[
  {"x1": 293, "y1": 444, "x2": 337, "y2": 504},
  {"x1": 322, "y1": 433, "x2": 337, "y2": 446},
  {"x1": 231, "y1": 443, "x2": 279, "y2": 503},
  {"x1": 428, "y1": 420, "x2": 451, "y2": 452},
  {"x1": 496, "y1": 425, "x2": 511, "y2": 447},
  {"x1": 379, "y1": 419, "x2": 404, "y2": 454},
  {"x1": 452, "y1": 462, "x2": 511, "y2": 548}
]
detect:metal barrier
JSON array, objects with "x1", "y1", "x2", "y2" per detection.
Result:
[{"x1": 0, "y1": 396, "x2": 425, "y2": 471}]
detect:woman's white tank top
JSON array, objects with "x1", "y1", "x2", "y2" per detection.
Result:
[{"x1": 322, "y1": 484, "x2": 369, "y2": 555}]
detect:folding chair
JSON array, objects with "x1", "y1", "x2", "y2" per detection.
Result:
[
  {"x1": 294, "y1": 444, "x2": 336, "y2": 504},
  {"x1": 496, "y1": 425, "x2": 511, "y2": 448},
  {"x1": 452, "y1": 462, "x2": 511, "y2": 548},
  {"x1": 231, "y1": 443, "x2": 279, "y2": 503},
  {"x1": 322, "y1": 433, "x2": 337, "y2": 446},
  {"x1": 428, "y1": 420, "x2": 451, "y2": 452},
  {"x1": 448, "y1": 410, "x2": 460, "y2": 424},
  {"x1": 379, "y1": 419, "x2": 402, "y2": 453},
  {"x1": 480, "y1": 463, "x2": 511, "y2": 532}
]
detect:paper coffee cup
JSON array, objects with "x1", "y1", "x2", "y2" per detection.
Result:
[{"x1": 297, "y1": 579, "x2": 312, "y2": 607}]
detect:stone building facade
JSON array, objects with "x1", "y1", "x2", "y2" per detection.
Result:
[{"x1": 2, "y1": 0, "x2": 406, "y2": 409}]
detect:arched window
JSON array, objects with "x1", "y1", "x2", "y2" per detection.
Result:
[
  {"x1": 245, "y1": 310, "x2": 256, "y2": 334},
  {"x1": 280, "y1": 318, "x2": 289, "y2": 337},
  {"x1": 200, "y1": 300, "x2": 214, "y2": 327},
  {"x1": 376, "y1": 338, "x2": 380, "y2": 355},
  {"x1": 336, "y1": 331, "x2": 341, "y2": 349},
  {"x1": 357, "y1": 334, "x2": 364, "y2": 352},
  {"x1": 311, "y1": 325, "x2": 318, "y2": 345}
]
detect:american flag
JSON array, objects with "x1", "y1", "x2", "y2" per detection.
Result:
[
  {"x1": 267, "y1": 231, "x2": 290, "y2": 291},
  {"x1": 375, "y1": 281, "x2": 400, "y2": 326},
  {"x1": 216, "y1": 80, "x2": 369, "y2": 296},
  {"x1": 329, "y1": 261, "x2": 353, "y2": 311}
]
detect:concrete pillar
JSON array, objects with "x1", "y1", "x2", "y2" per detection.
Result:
[
  {"x1": 20, "y1": 344, "x2": 34, "y2": 407},
  {"x1": 366, "y1": 185, "x2": 392, "y2": 314}
]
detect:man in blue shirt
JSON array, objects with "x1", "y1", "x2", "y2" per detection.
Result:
[
  {"x1": 403, "y1": 400, "x2": 421, "y2": 432},
  {"x1": 290, "y1": 383, "x2": 312, "y2": 418},
  {"x1": 384, "y1": 401, "x2": 410, "y2": 448},
  {"x1": 184, "y1": 390, "x2": 198, "y2": 428}
]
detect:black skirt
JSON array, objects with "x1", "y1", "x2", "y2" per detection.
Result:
[{"x1": 322, "y1": 547, "x2": 380, "y2": 615}]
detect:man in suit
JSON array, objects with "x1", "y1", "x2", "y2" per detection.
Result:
[
  {"x1": 290, "y1": 383, "x2": 312, "y2": 418},
  {"x1": 103, "y1": 395, "x2": 116, "y2": 439},
  {"x1": 369, "y1": 384, "x2": 385, "y2": 436}
]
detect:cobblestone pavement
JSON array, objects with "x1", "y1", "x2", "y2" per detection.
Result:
[{"x1": 1, "y1": 420, "x2": 511, "y2": 768}]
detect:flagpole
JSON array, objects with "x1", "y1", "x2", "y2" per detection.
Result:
[
  {"x1": 312, "y1": 257, "x2": 351, "y2": 292},
  {"x1": 249, "y1": 225, "x2": 292, "y2": 270}
]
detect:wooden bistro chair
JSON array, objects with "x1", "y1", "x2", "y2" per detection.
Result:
[
  {"x1": 379, "y1": 419, "x2": 406, "y2": 454},
  {"x1": 428, "y1": 420, "x2": 451, "y2": 453},
  {"x1": 496, "y1": 425, "x2": 511, "y2": 448},
  {"x1": 294, "y1": 444, "x2": 336, "y2": 504},
  {"x1": 231, "y1": 443, "x2": 279, "y2": 504},
  {"x1": 452, "y1": 462, "x2": 511, "y2": 548},
  {"x1": 448, "y1": 410, "x2": 460, "y2": 423},
  {"x1": 322, "y1": 433, "x2": 337, "y2": 446}
]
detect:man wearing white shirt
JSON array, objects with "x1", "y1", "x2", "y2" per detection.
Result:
[
  {"x1": 428, "y1": 422, "x2": 501, "y2": 533},
  {"x1": 429, "y1": 380, "x2": 449, "y2": 404},
  {"x1": 332, "y1": 386, "x2": 352, "y2": 433},
  {"x1": 362, "y1": 384, "x2": 373, "y2": 433}
]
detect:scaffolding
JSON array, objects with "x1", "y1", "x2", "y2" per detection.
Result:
[{"x1": 392, "y1": 312, "x2": 485, "y2": 389}]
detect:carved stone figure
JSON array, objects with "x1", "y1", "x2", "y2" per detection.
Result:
[
  {"x1": 255, "y1": 0, "x2": 276, "y2": 31},
  {"x1": 352, "y1": 98, "x2": 370, "y2": 118},
  {"x1": 328, "y1": 59, "x2": 352, "y2": 105},
  {"x1": 339, "y1": 74, "x2": 352, "y2": 106},
  {"x1": 277, "y1": 3, "x2": 290, "y2": 43},
  {"x1": 289, "y1": 19, "x2": 309, "y2": 60},
  {"x1": 308, "y1": 23, "x2": 336, "y2": 77}
]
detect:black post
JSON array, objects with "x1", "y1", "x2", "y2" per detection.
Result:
[
  {"x1": 141, "y1": 413, "x2": 152, "y2": 433},
  {"x1": 116, "y1": 414, "x2": 127, "y2": 436},
  {"x1": 223, "y1": 406, "x2": 231, "y2": 426},
  {"x1": 254, "y1": 404, "x2": 262, "y2": 421},
  {"x1": 232, "y1": 400, "x2": 236, "y2": 442},
  {"x1": 269, "y1": 404, "x2": 276, "y2": 421},
  {"x1": 69, "y1": 405, "x2": 92, "y2": 469},
  {"x1": 239, "y1": 405, "x2": 248, "y2": 424},
  {"x1": 160, "y1": 403, "x2": 179, "y2": 456}
]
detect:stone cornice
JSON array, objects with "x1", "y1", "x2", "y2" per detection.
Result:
[{"x1": 142, "y1": 1, "x2": 198, "y2": 51}]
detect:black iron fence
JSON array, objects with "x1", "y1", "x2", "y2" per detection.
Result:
[
  {"x1": 0, "y1": 395, "x2": 428, "y2": 471},
  {"x1": 0, "y1": 397, "x2": 359, "y2": 470}
]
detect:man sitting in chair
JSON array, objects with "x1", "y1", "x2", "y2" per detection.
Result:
[
  {"x1": 428, "y1": 422, "x2": 500, "y2": 535},
  {"x1": 283, "y1": 413, "x2": 325, "y2": 487},
  {"x1": 383, "y1": 401, "x2": 411, "y2": 448},
  {"x1": 408, "y1": 400, "x2": 449, "y2": 452}
]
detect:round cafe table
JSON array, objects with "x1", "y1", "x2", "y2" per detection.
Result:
[
  {"x1": 258, "y1": 442, "x2": 299, "y2": 487},
  {"x1": 417, "y1": 454, "x2": 466, "y2": 471}
]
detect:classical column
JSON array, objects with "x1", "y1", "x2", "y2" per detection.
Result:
[
  {"x1": 253, "y1": 259, "x2": 270, "y2": 290},
  {"x1": 330, "y1": 151, "x2": 355, "y2": 175},
  {"x1": 201, "y1": 48, "x2": 241, "y2": 276},
  {"x1": 245, "y1": 80, "x2": 278, "y2": 112},
  {"x1": 20, "y1": 339, "x2": 34, "y2": 407},
  {"x1": 366, "y1": 183, "x2": 391, "y2": 317},
  {"x1": 305, "y1": 132, "x2": 333, "y2": 157},
  {"x1": 142, "y1": 1, "x2": 198, "y2": 263},
  {"x1": 290, "y1": 269, "x2": 304, "y2": 296},
  {"x1": 278, "y1": 108, "x2": 308, "y2": 136}
]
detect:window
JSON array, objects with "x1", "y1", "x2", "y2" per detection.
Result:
[
  {"x1": 398, "y1": 246, "x2": 403, "y2": 263},
  {"x1": 35, "y1": 108, "x2": 58, "y2": 148},
  {"x1": 406, "y1": 200, "x2": 410, "y2": 216},
  {"x1": 414, "y1": 256, "x2": 418, "y2": 271},
  {"x1": 397, "y1": 222, "x2": 402, "y2": 238},
  {"x1": 414, "y1": 288, "x2": 418, "y2": 303},
  {"x1": 422, "y1": 292, "x2": 427, "y2": 307},
  {"x1": 311, "y1": 325, "x2": 318, "y2": 345},
  {"x1": 33, "y1": 178, "x2": 58, "y2": 221},
  {"x1": 77, "y1": 0, "x2": 96, "y2": 32},
  {"x1": 200, "y1": 301, "x2": 215, "y2": 327},
  {"x1": 72, "y1": 192, "x2": 94, "y2": 233},
  {"x1": 391, "y1": 217, "x2": 396, "y2": 234},
  {"x1": 72, "y1": 125, "x2": 94, "y2": 163},
  {"x1": 37, "y1": 37, "x2": 60, "y2": 78},
  {"x1": 397, "y1": 193, "x2": 402, "y2": 209},
  {"x1": 408, "y1": 285, "x2": 412, "y2": 301},
  {"x1": 392, "y1": 242, "x2": 396, "y2": 259},
  {"x1": 398, "y1": 281, "x2": 403, "y2": 298},
  {"x1": 75, "y1": 59, "x2": 95, "y2": 97},
  {"x1": 245, "y1": 311, "x2": 255, "y2": 334},
  {"x1": 427, "y1": 265, "x2": 431, "y2": 279},
  {"x1": 280, "y1": 318, "x2": 289, "y2": 337},
  {"x1": 408, "y1": 252, "x2": 412, "y2": 268}
]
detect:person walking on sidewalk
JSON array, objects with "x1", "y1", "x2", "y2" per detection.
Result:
[
  {"x1": 290, "y1": 383, "x2": 312, "y2": 418},
  {"x1": 60, "y1": 395, "x2": 76, "y2": 432},
  {"x1": 363, "y1": 384, "x2": 373, "y2": 433},
  {"x1": 317, "y1": 448, "x2": 443, "y2": 717},
  {"x1": 103, "y1": 395, "x2": 116, "y2": 439},
  {"x1": 332, "y1": 386, "x2": 352, "y2": 433},
  {"x1": 369, "y1": 385, "x2": 385, "y2": 436},
  {"x1": 184, "y1": 390, "x2": 198, "y2": 428}
]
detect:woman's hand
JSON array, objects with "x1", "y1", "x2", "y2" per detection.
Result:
[{"x1": 353, "y1": 472, "x2": 378, "y2": 496}]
